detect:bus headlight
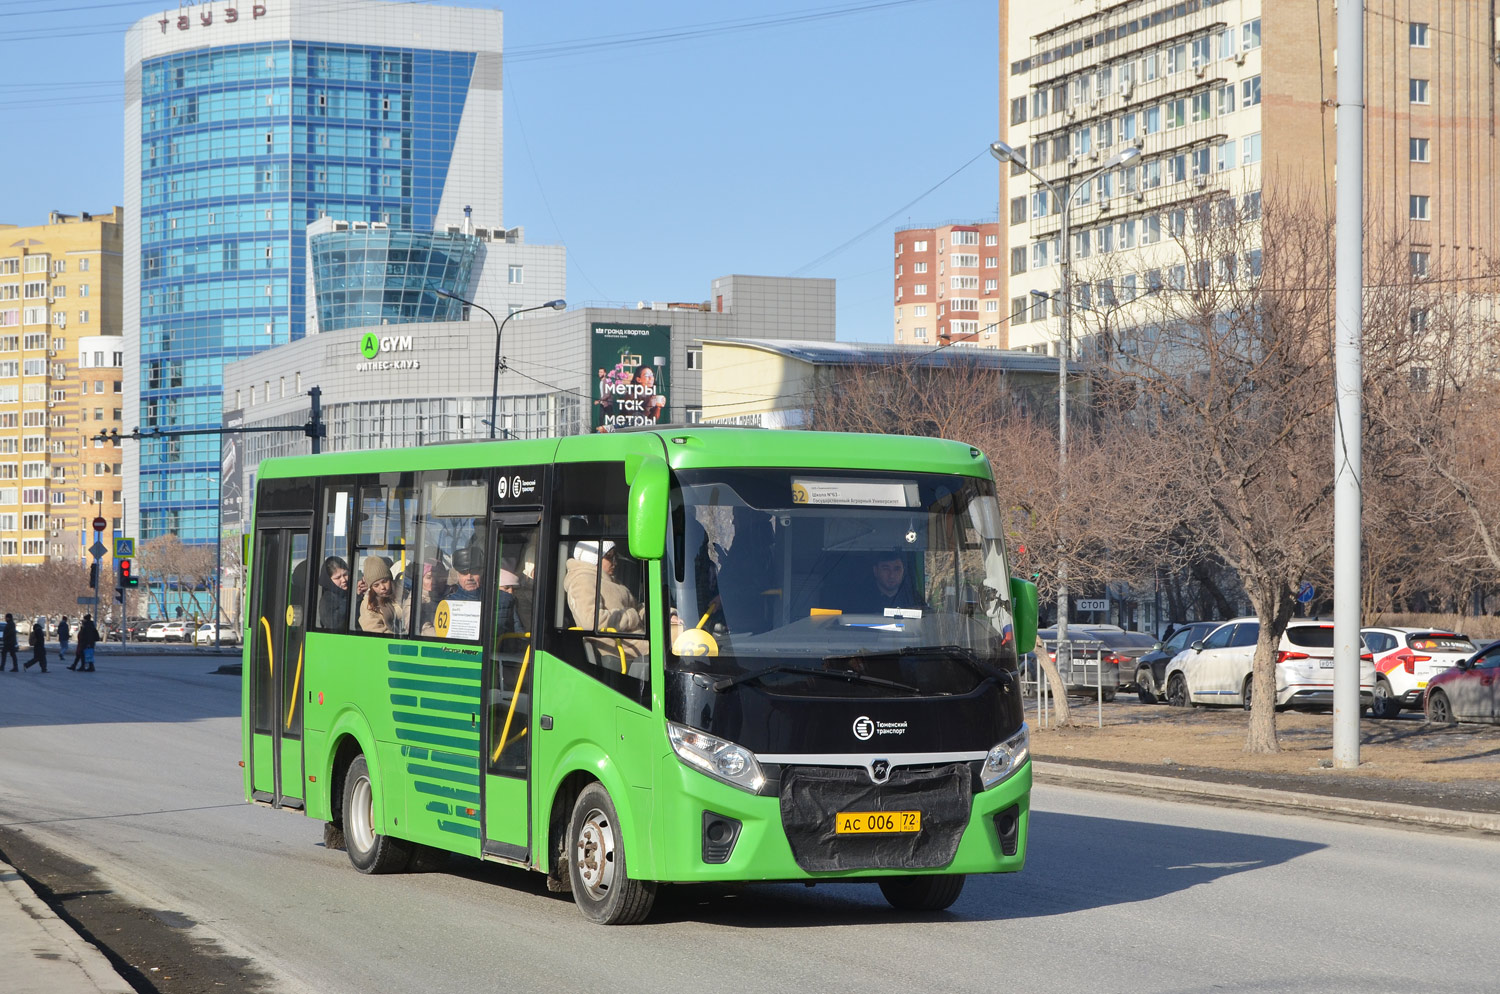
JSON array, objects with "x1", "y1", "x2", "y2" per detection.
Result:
[
  {"x1": 981, "y1": 723, "x2": 1030, "y2": 789},
  {"x1": 667, "y1": 721, "x2": 766, "y2": 794}
]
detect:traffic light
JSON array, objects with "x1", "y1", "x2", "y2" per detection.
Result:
[
  {"x1": 115, "y1": 586, "x2": 124, "y2": 604},
  {"x1": 89, "y1": 561, "x2": 99, "y2": 590},
  {"x1": 120, "y1": 558, "x2": 139, "y2": 587}
]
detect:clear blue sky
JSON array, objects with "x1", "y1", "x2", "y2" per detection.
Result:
[{"x1": 0, "y1": 0, "x2": 1001, "y2": 342}]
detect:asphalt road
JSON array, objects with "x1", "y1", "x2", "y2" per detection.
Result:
[{"x1": 2, "y1": 654, "x2": 1498, "y2": 993}]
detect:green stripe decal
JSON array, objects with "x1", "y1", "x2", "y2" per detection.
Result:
[
  {"x1": 425, "y1": 801, "x2": 453, "y2": 816},
  {"x1": 407, "y1": 763, "x2": 479, "y2": 787},
  {"x1": 388, "y1": 660, "x2": 479, "y2": 681},
  {"x1": 390, "y1": 693, "x2": 419, "y2": 707},
  {"x1": 413, "y1": 780, "x2": 480, "y2": 805},
  {"x1": 392, "y1": 710, "x2": 474, "y2": 731},
  {"x1": 395, "y1": 728, "x2": 479, "y2": 751},
  {"x1": 388, "y1": 677, "x2": 476, "y2": 695},
  {"x1": 438, "y1": 819, "x2": 481, "y2": 839},
  {"x1": 419, "y1": 645, "x2": 482, "y2": 661},
  {"x1": 415, "y1": 697, "x2": 477, "y2": 715},
  {"x1": 389, "y1": 644, "x2": 420, "y2": 657}
]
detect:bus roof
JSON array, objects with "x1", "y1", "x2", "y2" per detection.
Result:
[{"x1": 255, "y1": 428, "x2": 991, "y2": 481}]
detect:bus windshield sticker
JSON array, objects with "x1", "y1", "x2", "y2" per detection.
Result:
[
  {"x1": 790, "y1": 478, "x2": 915, "y2": 507},
  {"x1": 434, "y1": 599, "x2": 483, "y2": 641},
  {"x1": 333, "y1": 491, "x2": 348, "y2": 537}
]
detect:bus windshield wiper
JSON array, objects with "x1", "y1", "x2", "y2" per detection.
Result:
[{"x1": 712, "y1": 664, "x2": 920, "y2": 695}]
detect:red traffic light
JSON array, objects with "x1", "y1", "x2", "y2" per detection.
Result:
[{"x1": 120, "y1": 559, "x2": 138, "y2": 587}]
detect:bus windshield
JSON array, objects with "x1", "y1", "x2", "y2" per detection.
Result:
[{"x1": 666, "y1": 467, "x2": 1016, "y2": 698}]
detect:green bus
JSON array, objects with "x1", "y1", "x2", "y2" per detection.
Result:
[{"x1": 242, "y1": 427, "x2": 1037, "y2": 923}]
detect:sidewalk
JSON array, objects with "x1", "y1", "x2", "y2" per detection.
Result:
[{"x1": 1, "y1": 858, "x2": 132, "y2": 994}]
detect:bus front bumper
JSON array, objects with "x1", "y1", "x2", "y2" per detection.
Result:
[{"x1": 651, "y1": 756, "x2": 1031, "y2": 883}]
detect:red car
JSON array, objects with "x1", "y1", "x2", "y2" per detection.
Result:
[{"x1": 1424, "y1": 640, "x2": 1500, "y2": 724}]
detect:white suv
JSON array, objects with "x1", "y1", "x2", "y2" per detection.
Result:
[
  {"x1": 1360, "y1": 627, "x2": 1479, "y2": 718},
  {"x1": 1164, "y1": 618, "x2": 1375, "y2": 710}
]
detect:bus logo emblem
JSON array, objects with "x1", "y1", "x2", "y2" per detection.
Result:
[
  {"x1": 852, "y1": 716, "x2": 874, "y2": 741},
  {"x1": 869, "y1": 759, "x2": 890, "y2": 783},
  {"x1": 497, "y1": 476, "x2": 509, "y2": 499}
]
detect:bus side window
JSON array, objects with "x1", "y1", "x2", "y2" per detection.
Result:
[
  {"x1": 350, "y1": 476, "x2": 416, "y2": 636},
  {"x1": 547, "y1": 463, "x2": 650, "y2": 701},
  {"x1": 313, "y1": 484, "x2": 355, "y2": 632}
]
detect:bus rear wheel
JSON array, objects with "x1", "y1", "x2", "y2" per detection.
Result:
[
  {"x1": 878, "y1": 874, "x2": 965, "y2": 912},
  {"x1": 567, "y1": 783, "x2": 656, "y2": 924},
  {"x1": 343, "y1": 755, "x2": 412, "y2": 874}
]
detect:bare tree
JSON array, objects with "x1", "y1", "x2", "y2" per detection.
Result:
[{"x1": 1075, "y1": 193, "x2": 1363, "y2": 753}]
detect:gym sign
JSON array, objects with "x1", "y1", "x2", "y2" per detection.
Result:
[
  {"x1": 159, "y1": 4, "x2": 268, "y2": 33},
  {"x1": 356, "y1": 332, "x2": 421, "y2": 372}
]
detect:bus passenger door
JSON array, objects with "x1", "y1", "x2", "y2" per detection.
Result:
[
  {"x1": 249, "y1": 526, "x2": 311, "y2": 808},
  {"x1": 482, "y1": 515, "x2": 540, "y2": 861}
]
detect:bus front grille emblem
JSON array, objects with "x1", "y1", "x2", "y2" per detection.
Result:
[{"x1": 869, "y1": 759, "x2": 891, "y2": 784}]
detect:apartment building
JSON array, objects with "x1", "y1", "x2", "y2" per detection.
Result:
[
  {"x1": 999, "y1": 0, "x2": 1500, "y2": 353},
  {"x1": 0, "y1": 209, "x2": 124, "y2": 565},
  {"x1": 892, "y1": 221, "x2": 1005, "y2": 347}
]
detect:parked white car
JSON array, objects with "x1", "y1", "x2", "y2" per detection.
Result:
[
  {"x1": 1163, "y1": 618, "x2": 1375, "y2": 711},
  {"x1": 193, "y1": 623, "x2": 240, "y2": 646},
  {"x1": 144, "y1": 623, "x2": 169, "y2": 641},
  {"x1": 1360, "y1": 627, "x2": 1479, "y2": 718}
]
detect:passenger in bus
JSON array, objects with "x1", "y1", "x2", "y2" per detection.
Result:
[
  {"x1": 317, "y1": 556, "x2": 351, "y2": 629},
  {"x1": 445, "y1": 545, "x2": 485, "y2": 602},
  {"x1": 495, "y1": 567, "x2": 529, "y2": 635},
  {"x1": 564, "y1": 540, "x2": 645, "y2": 654},
  {"x1": 358, "y1": 556, "x2": 406, "y2": 635}
]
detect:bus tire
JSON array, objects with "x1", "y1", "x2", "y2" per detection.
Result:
[
  {"x1": 342, "y1": 755, "x2": 412, "y2": 874},
  {"x1": 878, "y1": 873, "x2": 965, "y2": 912},
  {"x1": 567, "y1": 782, "x2": 656, "y2": 924}
]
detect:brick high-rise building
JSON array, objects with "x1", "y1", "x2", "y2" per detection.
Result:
[
  {"x1": 0, "y1": 209, "x2": 124, "y2": 565},
  {"x1": 892, "y1": 221, "x2": 1004, "y2": 347},
  {"x1": 999, "y1": 0, "x2": 1500, "y2": 354}
]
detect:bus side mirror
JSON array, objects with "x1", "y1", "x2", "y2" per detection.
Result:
[
  {"x1": 1010, "y1": 576, "x2": 1038, "y2": 655},
  {"x1": 626, "y1": 453, "x2": 669, "y2": 560}
]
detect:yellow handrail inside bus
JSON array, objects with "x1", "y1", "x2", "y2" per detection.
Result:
[
  {"x1": 492, "y1": 645, "x2": 531, "y2": 763},
  {"x1": 285, "y1": 642, "x2": 303, "y2": 731},
  {"x1": 259, "y1": 616, "x2": 274, "y2": 676},
  {"x1": 602, "y1": 627, "x2": 627, "y2": 673}
]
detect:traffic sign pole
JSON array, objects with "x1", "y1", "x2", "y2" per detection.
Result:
[{"x1": 90, "y1": 518, "x2": 106, "y2": 635}]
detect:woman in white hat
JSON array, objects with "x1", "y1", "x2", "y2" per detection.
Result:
[{"x1": 564, "y1": 540, "x2": 645, "y2": 653}]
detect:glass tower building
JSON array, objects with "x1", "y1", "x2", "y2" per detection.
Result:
[
  {"x1": 309, "y1": 224, "x2": 481, "y2": 333},
  {"x1": 124, "y1": 0, "x2": 502, "y2": 542}
]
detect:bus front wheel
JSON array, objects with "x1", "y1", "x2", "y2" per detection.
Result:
[
  {"x1": 878, "y1": 873, "x2": 965, "y2": 912},
  {"x1": 567, "y1": 782, "x2": 656, "y2": 924},
  {"x1": 343, "y1": 755, "x2": 412, "y2": 874}
]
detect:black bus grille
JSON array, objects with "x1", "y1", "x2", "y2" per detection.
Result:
[{"x1": 779, "y1": 763, "x2": 972, "y2": 873}]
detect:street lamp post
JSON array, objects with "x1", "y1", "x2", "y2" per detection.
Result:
[
  {"x1": 990, "y1": 139, "x2": 1140, "y2": 697},
  {"x1": 430, "y1": 289, "x2": 565, "y2": 439}
]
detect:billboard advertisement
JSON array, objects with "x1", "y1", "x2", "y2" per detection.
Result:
[
  {"x1": 590, "y1": 322, "x2": 671, "y2": 432},
  {"x1": 220, "y1": 408, "x2": 245, "y2": 530}
]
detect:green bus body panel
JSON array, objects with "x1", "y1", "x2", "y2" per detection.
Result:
[
  {"x1": 530, "y1": 651, "x2": 660, "y2": 876},
  {"x1": 246, "y1": 429, "x2": 1027, "y2": 888},
  {"x1": 251, "y1": 429, "x2": 990, "y2": 486},
  {"x1": 484, "y1": 776, "x2": 527, "y2": 844}
]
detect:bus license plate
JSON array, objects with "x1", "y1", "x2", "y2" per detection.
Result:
[{"x1": 835, "y1": 810, "x2": 921, "y2": 834}]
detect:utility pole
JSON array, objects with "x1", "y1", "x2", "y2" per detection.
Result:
[{"x1": 1332, "y1": 1, "x2": 1365, "y2": 768}]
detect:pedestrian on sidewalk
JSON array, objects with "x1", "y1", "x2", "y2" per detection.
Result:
[
  {"x1": 24, "y1": 619, "x2": 48, "y2": 672},
  {"x1": 74, "y1": 614, "x2": 99, "y2": 672},
  {"x1": 57, "y1": 616, "x2": 70, "y2": 657},
  {"x1": 0, "y1": 613, "x2": 18, "y2": 671}
]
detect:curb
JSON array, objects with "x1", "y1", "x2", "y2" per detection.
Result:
[
  {"x1": 1033, "y1": 761, "x2": 1500, "y2": 836},
  {"x1": 0, "y1": 859, "x2": 134, "y2": 994}
]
